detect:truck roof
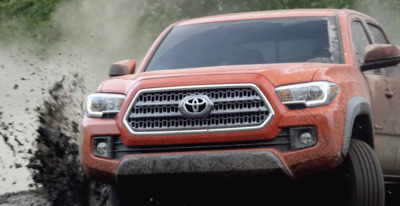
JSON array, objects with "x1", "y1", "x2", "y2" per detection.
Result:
[{"x1": 176, "y1": 9, "x2": 370, "y2": 26}]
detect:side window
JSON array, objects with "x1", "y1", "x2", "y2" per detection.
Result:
[
  {"x1": 367, "y1": 23, "x2": 396, "y2": 76},
  {"x1": 351, "y1": 21, "x2": 371, "y2": 66},
  {"x1": 367, "y1": 24, "x2": 389, "y2": 44}
]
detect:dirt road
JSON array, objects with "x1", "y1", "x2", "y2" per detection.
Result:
[{"x1": 1, "y1": 184, "x2": 399, "y2": 206}]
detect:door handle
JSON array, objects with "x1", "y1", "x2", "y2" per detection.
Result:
[{"x1": 385, "y1": 90, "x2": 394, "y2": 98}]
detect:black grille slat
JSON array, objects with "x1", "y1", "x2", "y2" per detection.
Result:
[
  {"x1": 211, "y1": 108, "x2": 268, "y2": 115},
  {"x1": 135, "y1": 101, "x2": 180, "y2": 106},
  {"x1": 115, "y1": 141, "x2": 289, "y2": 153},
  {"x1": 113, "y1": 129, "x2": 290, "y2": 158},
  {"x1": 129, "y1": 112, "x2": 182, "y2": 118},
  {"x1": 211, "y1": 97, "x2": 261, "y2": 102},
  {"x1": 126, "y1": 85, "x2": 272, "y2": 133}
]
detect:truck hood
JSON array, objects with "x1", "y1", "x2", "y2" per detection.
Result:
[{"x1": 98, "y1": 63, "x2": 331, "y2": 93}]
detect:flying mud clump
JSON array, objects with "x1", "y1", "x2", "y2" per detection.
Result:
[{"x1": 27, "y1": 74, "x2": 88, "y2": 206}]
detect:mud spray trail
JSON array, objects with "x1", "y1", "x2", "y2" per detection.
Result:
[
  {"x1": 26, "y1": 75, "x2": 88, "y2": 206},
  {"x1": 0, "y1": 72, "x2": 90, "y2": 206}
]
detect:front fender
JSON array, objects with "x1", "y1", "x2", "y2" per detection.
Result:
[{"x1": 342, "y1": 96, "x2": 373, "y2": 156}]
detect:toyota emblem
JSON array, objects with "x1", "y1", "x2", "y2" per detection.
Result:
[{"x1": 178, "y1": 95, "x2": 214, "y2": 118}]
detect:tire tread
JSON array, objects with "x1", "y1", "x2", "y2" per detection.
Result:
[{"x1": 348, "y1": 139, "x2": 385, "y2": 206}]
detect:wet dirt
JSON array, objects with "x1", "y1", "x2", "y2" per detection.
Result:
[
  {"x1": 24, "y1": 75, "x2": 88, "y2": 206},
  {"x1": 0, "y1": 190, "x2": 50, "y2": 206},
  {"x1": 1, "y1": 177, "x2": 399, "y2": 206}
]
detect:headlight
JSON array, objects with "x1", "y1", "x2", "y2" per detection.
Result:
[
  {"x1": 275, "y1": 81, "x2": 338, "y2": 107},
  {"x1": 86, "y1": 93, "x2": 125, "y2": 118}
]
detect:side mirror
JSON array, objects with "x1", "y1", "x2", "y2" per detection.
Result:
[
  {"x1": 361, "y1": 44, "x2": 400, "y2": 71},
  {"x1": 109, "y1": 60, "x2": 136, "y2": 78}
]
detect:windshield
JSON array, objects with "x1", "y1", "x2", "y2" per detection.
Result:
[{"x1": 145, "y1": 17, "x2": 341, "y2": 71}]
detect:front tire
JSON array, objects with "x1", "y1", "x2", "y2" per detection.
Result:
[
  {"x1": 344, "y1": 139, "x2": 385, "y2": 206},
  {"x1": 88, "y1": 180, "x2": 120, "y2": 206}
]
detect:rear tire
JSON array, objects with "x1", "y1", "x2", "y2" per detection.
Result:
[{"x1": 344, "y1": 139, "x2": 385, "y2": 206}]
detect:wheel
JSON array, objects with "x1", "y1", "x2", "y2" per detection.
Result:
[
  {"x1": 88, "y1": 180, "x2": 120, "y2": 206},
  {"x1": 344, "y1": 139, "x2": 385, "y2": 206}
]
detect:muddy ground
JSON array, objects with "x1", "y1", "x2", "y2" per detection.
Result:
[
  {"x1": 0, "y1": 183, "x2": 399, "y2": 206},
  {"x1": 0, "y1": 190, "x2": 50, "y2": 206}
]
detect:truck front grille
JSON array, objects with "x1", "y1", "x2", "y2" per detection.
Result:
[{"x1": 123, "y1": 84, "x2": 274, "y2": 135}]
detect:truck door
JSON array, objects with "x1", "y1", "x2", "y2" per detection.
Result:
[
  {"x1": 365, "y1": 22, "x2": 400, "y2": 175},
  {"x1": 351, "y1": 20, "x2": 390, "y2": 137}
]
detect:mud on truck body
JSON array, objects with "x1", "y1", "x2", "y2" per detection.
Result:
[{"x1": 80, "y1": 9, "x2": 400, "y2": 206}]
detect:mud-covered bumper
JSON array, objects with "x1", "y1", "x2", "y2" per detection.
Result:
[{"x1": 116, "y1": 150, "x2": 288, "y2": 178}]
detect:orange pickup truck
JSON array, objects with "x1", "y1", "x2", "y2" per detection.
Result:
[{"x1": 80, "y1": 9, "x2": 400, "y2": 206}]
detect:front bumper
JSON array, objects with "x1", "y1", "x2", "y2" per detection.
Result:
[{"x1": 117, "y1": 150, "x2": 287, "y2": 178}]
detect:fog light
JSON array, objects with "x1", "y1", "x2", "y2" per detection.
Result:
[
  {"x1": 289, "y1": 127, "x2": 317, "y2": 150},
  {"x1": 92, "y1": 137, "x2": 113, "y2": 159},
  {"x1": 97, "y1": 142, "x2": 108, "y2": 155},
  {"x1": 300, "y1": 132, "x2": 312, "y2": 145}
]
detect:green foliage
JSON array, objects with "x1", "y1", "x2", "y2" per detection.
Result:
[{"x1": 0, "y1": 0, "x2": 64, "y2": 45}]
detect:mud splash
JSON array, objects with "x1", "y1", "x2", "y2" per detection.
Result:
[
  {"x1": 0, "y1": 190, "x2": 51, "y2": 206},
  {"x1": 27, "y1": 74, "x2": 88, "y2": 206}
]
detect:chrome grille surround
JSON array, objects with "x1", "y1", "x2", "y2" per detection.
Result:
[{"x1": 123, "y1": 84, "x2": 274, "y2": 135}]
